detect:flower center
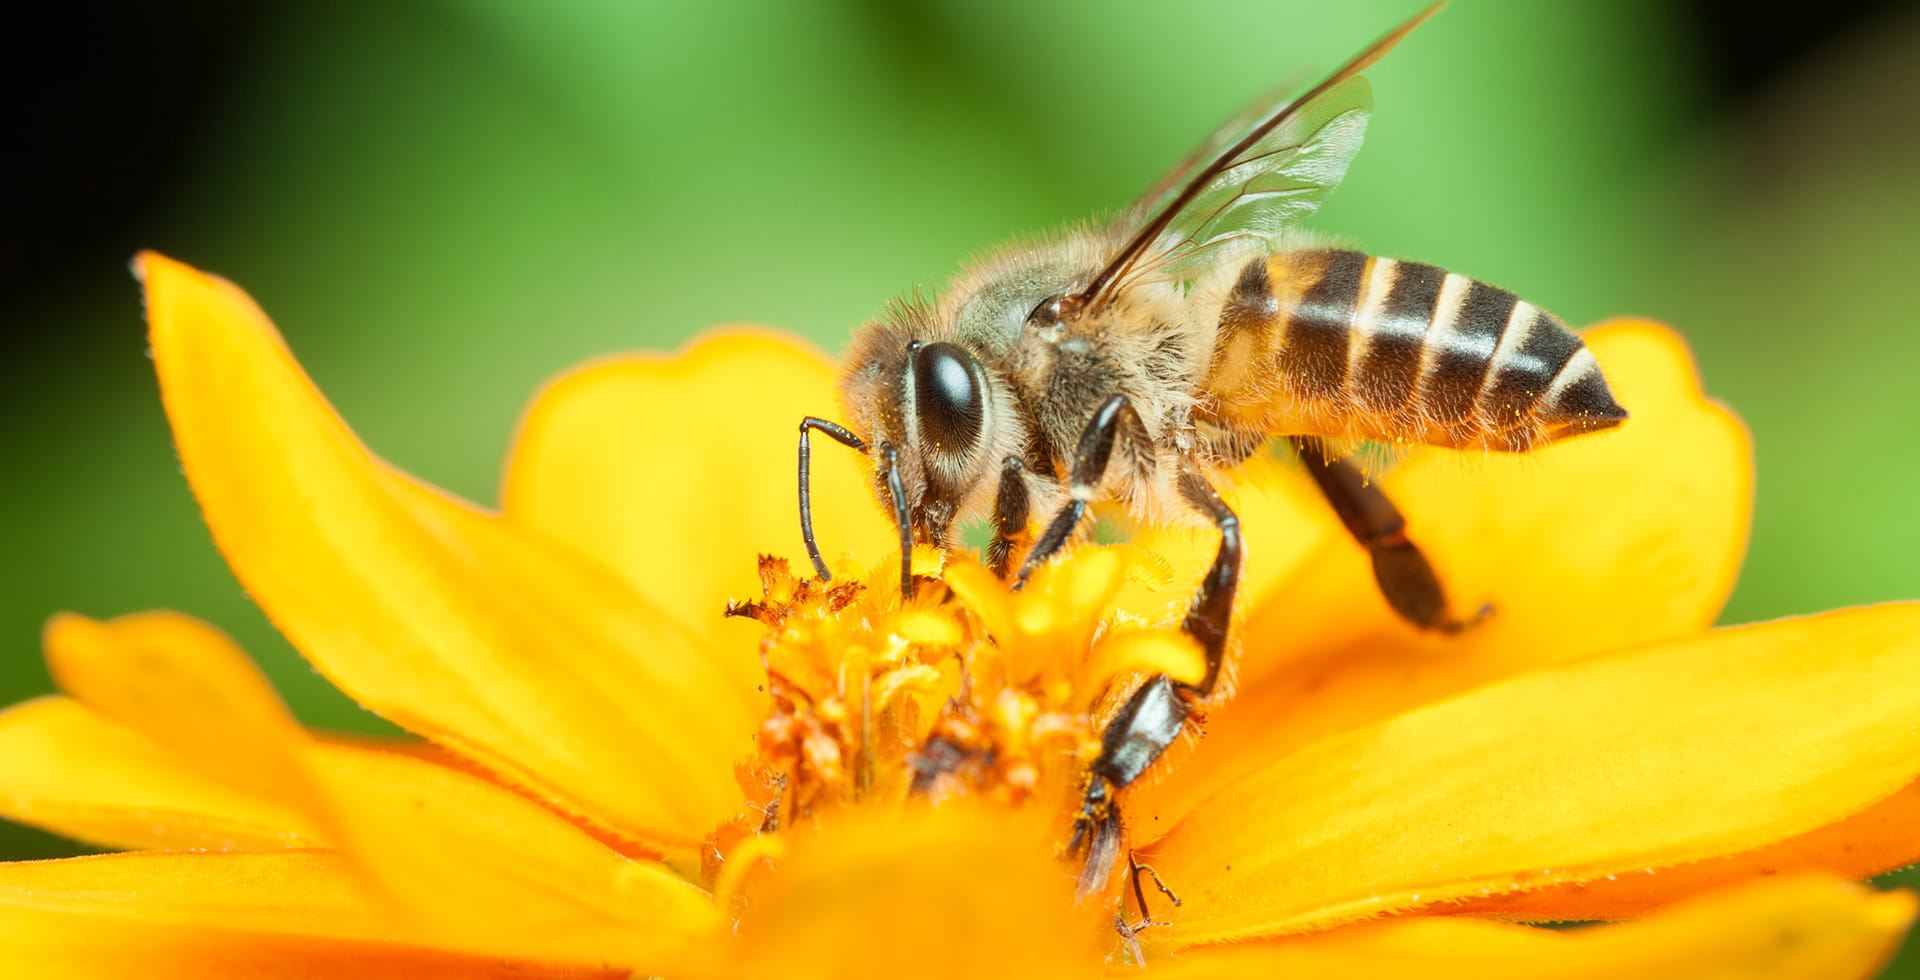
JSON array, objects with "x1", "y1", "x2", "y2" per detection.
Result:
[
  {"x1": 707, "y1": 548, "x2": 1208, "y2": 904},
  {"x1": 723, "y1": 555, "x2": 1094, "y2": 817}
]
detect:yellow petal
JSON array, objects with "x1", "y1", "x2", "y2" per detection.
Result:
[
  {"x1": 1139, "y1": 875, "x2": 1913, "y2": 980},
  {"x1": 947, "y1": 547, "x2": 1192, "y2": 696},
  {"x1": 1140, "y1": 604, "x2": 1920, "y2": 946},
  {"x1": 726, "y1": 804, "x2": 1097, "y2": 980},
  {"x1": 1245, "y1": 321, "x2": 1749, "y2": 677},
  {"x1": 138, "y1": 252, "x2": 754, "y2": 848},
  {"x1": 1083, "y1": 629, "x2": 1208, "y2": 699},
  {"x1": 0, "y1": 850, "x2": 619, "y2": 979},
  {"x1": 10, "y1": 606, "x2": 722, "y2": 971},
  {"x1": 503, "y1": 332, "x2": 894, "y2": 695},
  {"x1": 944, "y1": 559, "x2": 1024, "y2": 657},
  {"x1": 1120, "y1": 456, "x2": 1333, "y2": 632},
  {"x1": 302, "y1": 740, "x2": 722, "y2": 971},
  {"x1": 0, "y1": 697, "x2": 317, "y2": 851},
  {"x1": 43, "y1": 612, "x2": 332, "y2": 822},
  {"x1": 1138, "y1": 320, "x2": 1753, "y2": 826}
]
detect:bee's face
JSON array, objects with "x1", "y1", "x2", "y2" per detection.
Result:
[{"x1": 839, "y1": 320, "x2": 1012, "y2": 550}]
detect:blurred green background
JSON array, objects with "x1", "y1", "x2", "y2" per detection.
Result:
[{"x1": 4, "y1": 0, "x2": 1918, "y2": 966}]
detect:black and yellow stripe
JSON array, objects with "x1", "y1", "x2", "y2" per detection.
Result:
[
  {"x1": 1212, "y1": 249, "x2": 1626, "y2": 450},
  {"x1": 1356, "y1": 257, "x2": 1443, "y2": 414}
]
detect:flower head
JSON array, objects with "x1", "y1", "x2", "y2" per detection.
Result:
[{"x1": 0, "y1": 253, "x2": 1917, "y2": 977}]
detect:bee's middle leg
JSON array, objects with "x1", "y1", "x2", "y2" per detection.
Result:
[
  {"x1": 1014, "y1": 394, "x2": 1140, "y2": 586},
  {"x1": 1289, "y1": 435, "x2": 1487, "y2": 633}
]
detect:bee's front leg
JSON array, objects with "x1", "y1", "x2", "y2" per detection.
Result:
[
  {"x1": 1289, "y1": 435, "x2": 1488, "y2": 633},
  {"x1": 796, "y1": 416, "x2": 868, "y2": 580}
]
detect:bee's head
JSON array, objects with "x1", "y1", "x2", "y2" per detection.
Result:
[{"x1": 838, "y1": 305, "x2": 1022, "y2": 559}]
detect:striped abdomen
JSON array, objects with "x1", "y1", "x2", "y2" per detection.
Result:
[{"x1": 1200, "y1": 249, "x2": 1627, "y2": 453}]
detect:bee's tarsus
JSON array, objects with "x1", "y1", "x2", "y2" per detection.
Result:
[
  {"x1": 1114, "y1": 912, "x2": 1147, "y2": 967},
  {"x1": 1110, "y1": 851, "x2": 1181, "y2": 965},
  {"x1": 1129, "y1": 854, "x2": 1181, "y2": 911}
]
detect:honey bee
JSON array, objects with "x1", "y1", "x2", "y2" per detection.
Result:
[{"x1": 795, "y1": 4, "x2": 1626, "y2": 895}]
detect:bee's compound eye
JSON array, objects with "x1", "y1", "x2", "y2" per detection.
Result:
[{"x1": 912, "y1": 342, "x2": 985, "y2": 454}]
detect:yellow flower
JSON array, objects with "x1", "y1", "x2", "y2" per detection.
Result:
[{"x1": 0, "y1": 251, "x2": 1917, "y2": 977}]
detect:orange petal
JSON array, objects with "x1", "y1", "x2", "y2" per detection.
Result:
[
  {"x1": 0, "y1": 697, "x2": 317, "y2": 851},
  {"x1": 1140, "y1": 604, "x2": 1920, "y2": 946},
  {"x1": 138, "y1": 252, "x2": 755, "y2": 849},
  {"x1": 726, "y1": 804, "x2": 1098, "y2": 980},
  {"x1": 502, "y1": 333, "x2": 894, "y2": 693},
  {"x1": 1138, "y1": 320, "x2": 1753, "y2": 827},
  {"x1": 1445, "y1": 779, "x2": 1920, "y2": 922},
  {"x1": 1138, "y1": 875, "x2": 1913, "y2": 980},
  {"x1": 2, "y1": 925, "x2": 611, "y2": 980},
  {"x1": 0, "y1": 850, "x2": 620, "y2": 979}
]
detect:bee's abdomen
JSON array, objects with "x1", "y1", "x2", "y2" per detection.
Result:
[{"x1": 1206, "y1": 250, "x2": 1627, "y2": 452}]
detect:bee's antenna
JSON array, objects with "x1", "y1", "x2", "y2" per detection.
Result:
[
  {"x1": 798, "y1": 417, "x2": 867, "y2": 580},
  {"x1": 882, "y1": 444, "x2": 914, "y2": 599}
]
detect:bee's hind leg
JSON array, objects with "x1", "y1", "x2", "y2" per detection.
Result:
[
  {"x1": 1036, "y1": 402, "x2": 1247, "y2": 897},
  {"x1": 1289, "y1": 435, "x2": 1489, "y2": 633},
  {"x1": 1066, "y1": 470, "x2": 1241, "y2": 893},
  {"x1": 1175, "y1": 470, "x2": 1240, "y2": 696}
]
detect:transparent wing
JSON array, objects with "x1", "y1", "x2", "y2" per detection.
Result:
[
  {"x1": 1138, "y1": 77, "x2": 1370, "y2": 281},
  {"x1": 1129, "y1": 73, "x2": 1308, "y2": 218},
  {"x1": 1077, "y1": 4, "x2": 1435, "y2": 306}
]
